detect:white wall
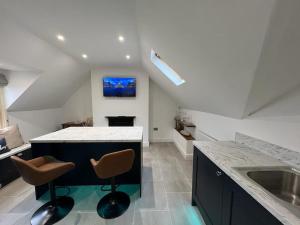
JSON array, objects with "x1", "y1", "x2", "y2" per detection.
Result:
[
  {"x1": 3, "y1": 70, "x2": 39, "y2": 109},
  {"x1": 8, "y1": 108, "x2": 62, "y2": 142},
  {"x1": 91, "y1": 68, "x2": 149, "y2": 145},
  {"x1": 149, "y1": 80, "x2": 177, "y2": 142},
  {"x1": 182, "y1": 109, "x2": 300, "y2": 153},
  {"x1": 62, "y1": 78, "x2": 92, "y2": 123}
]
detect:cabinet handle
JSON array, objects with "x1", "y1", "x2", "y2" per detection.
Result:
[
  {"x1": 216, "y1": 171, "x2": 222, "y2": 176},
  {"x1": 17, "y1": 153, "x2": 23, "y2": 157}
]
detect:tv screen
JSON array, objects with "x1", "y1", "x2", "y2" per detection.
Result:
[{"x1": 103, "y1": 77, "x2": 136, "y2": 97}]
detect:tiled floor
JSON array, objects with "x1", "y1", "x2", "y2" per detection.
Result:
[{"x1": 0, "y1": 143, "x2": 205, "y2": 225}]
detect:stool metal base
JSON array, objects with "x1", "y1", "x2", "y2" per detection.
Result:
[
  {"x1": 31, "y1": 196, "x2": 74, "y2": 225},
  {"x1": 97, "y1": 191, "x2": 130, "y2": 219}
]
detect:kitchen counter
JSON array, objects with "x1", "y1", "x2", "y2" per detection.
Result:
[
  {"x1": 193, "y1": 141, "x2": 300, "y2": 225},
  {"x1": 30, "y1": 126, "x2": 143, "y2": 143},
  {"x1": 30, "y1": 126, "x2": 143, "y2": 199}
]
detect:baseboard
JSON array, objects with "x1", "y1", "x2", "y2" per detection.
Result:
[
  {"x1": 149, "y1": 138, "x2": 173, "y2": 143},
  {"x1": 174, "y1": 140, "x2": 193, "y2": 160},
  {"x1": 143, "y1": 142, "x2": 150, "y2": 147}
]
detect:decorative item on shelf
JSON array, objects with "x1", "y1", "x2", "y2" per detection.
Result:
[
  {"x1": 182, "y1": 121, "x2": 196, "y2": 128},
  {"x1": 62, "y1": 122, "x2": 85, "y2": 129},
  {"x1": 175, "y1": 116, "x2": 183, "y2": 130},
  {"x1": 84, "y1": 117, "x2": 93, "y2": 126},
  {"x1": 62, "y1": 117, "x2": 93, "y2": 129},
  {"x1": 180, "y1": 130, "x2": 191, "y2": 136},
  {"x1": 174, "y1": 117, "x2": 196, "y2": 131}
]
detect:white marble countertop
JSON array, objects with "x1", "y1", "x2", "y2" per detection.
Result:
[
  {"x1": 193, "y1": 141, "x2": 300, "y2": 225},
  {"x1": 0, "y1": 144, "x2": 31, "y2": 160},
  {"x1": 30, "y1": 127, "x2": 143, "y2": 143}
]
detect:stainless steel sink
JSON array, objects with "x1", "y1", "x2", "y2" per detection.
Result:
[
  {"x1": 247, "y1": 169, "x2": 300, "y2": 206},
  {"x1": 235, "y1": 166, "x2": 300, "y2": 215}
]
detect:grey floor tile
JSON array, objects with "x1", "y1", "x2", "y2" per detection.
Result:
[
  {"x1": 163, "y1": 178, "x2": 192, "y2": 192},
  {"x1": 143, "y1": 159, "x2": 162, "y2": 182},
  {"x1": 9, "y1": 192, "x2": 45, "y2": 213},
  {"x1": 160, "y1": 163, "x2": 184, "y2": 180},
  {"x1": 135, "y1": 182, "x2": 167, "y2": 210},
  {"x1": 56, "y1": 212, "x2": 82, "y2": 225},
  {"x1": 133, "y1": 210, "x2": 172, "y2": 225},
  {"x1": 0, "y1": 213, "x2": 27, "y2": 225},
  {"x1": 179, "y1": 160, "x2": 193, "y2": 180},
  {"x1": 0, "y1": 179, "x2": 32, "y2": 198},
  {"x1": 0, "y1": 143, "x2": 201, "y2": 225},
  {"x1": 0, "y1": 192, "x2": 35, "y2": 214},
  {"x1": 75, "y1": 202, "x2": 135, "y2": 225},
  {"x1": 167, "y1": 192, "x2": 205, "y2": 225}
]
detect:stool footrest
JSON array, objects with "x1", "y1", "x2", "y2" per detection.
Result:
[
  {"x1": 97, "y1": 191, "x2": 130, "y2": 219},
  {"x1": 31, "y1": 196, "x2": 74, "y2": 225}
]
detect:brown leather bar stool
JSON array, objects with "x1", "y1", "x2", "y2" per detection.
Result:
[
  {"x1": 90, "y1": 149, "x2": 135, "y2": 219},
  {"x1": 11, "y1": 155, "x2": 75, "y2": 225}
]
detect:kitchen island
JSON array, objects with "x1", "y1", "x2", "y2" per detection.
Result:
[
  {"x1": 192, "y1": 141, "x2": 300, "y2": 225},
  {"x1": 30, "y1": 127, "x2": 143, "y2": 199}
]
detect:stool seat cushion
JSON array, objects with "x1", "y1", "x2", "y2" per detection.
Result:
[
  {"x1": 91, "y1": 149, "x2": 135, "y2": 179},
  {"x1": 11, "y1": 155, "x2": 75, "y2": 186}
]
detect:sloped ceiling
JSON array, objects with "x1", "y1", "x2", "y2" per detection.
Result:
[
  {"x1": 1, "y1": 0, "x2": 300, "y2": 118},
  {"x1": 243, "y1": 0, "x2": 300, "y2": 117},
  {"x1": 0, "y1": 12, "x2": 90, "y2": 111},
  {"x1": 136, "y1": 0, "x2": 276, "y2": 118},
  {"x1": 0, "y1": 0, "x2": 141, "y2": 67}
]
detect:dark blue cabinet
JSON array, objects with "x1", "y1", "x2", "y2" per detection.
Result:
[
  {"x1": 0, "y1": 148, "x2": 32, "y2": 188},
  {"x1": 192, "y1": 147, "x2": 283, "y2": 225},
  {"x1": 192, "y1": 147, "x2": 223, "y2": 225}
]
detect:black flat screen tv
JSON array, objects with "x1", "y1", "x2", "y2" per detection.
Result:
[{"x1": 103, "y1": 77, "x2": 136, "y2": 97}]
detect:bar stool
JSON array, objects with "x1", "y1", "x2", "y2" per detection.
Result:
[
  {"x1": 90, "y1": 149, "x2": 135, "y2": 219},
  {"x1": 11, "y1": 155, "x2": 75, "y2": 225}
]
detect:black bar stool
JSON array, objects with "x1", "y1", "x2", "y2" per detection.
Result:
[
  {"x1": 90, "y1": 149, "x2": 135, "y2": 219},
  {"x1": 11, "y1": 155, "x2": 75, "y2": 225}
]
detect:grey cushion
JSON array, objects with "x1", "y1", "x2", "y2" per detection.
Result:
[{"x1": 0, "y1": 125, "x2": 24, "y2": 149}]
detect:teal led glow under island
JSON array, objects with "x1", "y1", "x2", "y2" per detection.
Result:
[{"x1": 30, "y1": 127, "x2": 143, "y2": 199}]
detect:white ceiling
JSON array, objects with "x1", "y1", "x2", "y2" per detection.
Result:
[
  {"x1": 0, "y1": 12, "x2": 90, "y2": 111},
  {"x1": 1, "y1": 0, "x2": 300, "y2": 118},
  {"x1": 136, "y1": 0, "x2": 276, "y2": 118},
  {"x1": 0, "y1": 0, "x2": 141, "y2": 68}
]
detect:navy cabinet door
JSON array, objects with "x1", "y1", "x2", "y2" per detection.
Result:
[
  {"x1": 222, "y1": 177, "x2": 283, "y2": 225},
  {"x1": 194, "y1": 150, "x2": 223, "y2": 225}
]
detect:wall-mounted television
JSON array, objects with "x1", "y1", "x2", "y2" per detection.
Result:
[{"x1": 103, "y1": 77, "x2": 136, "y2": 97}]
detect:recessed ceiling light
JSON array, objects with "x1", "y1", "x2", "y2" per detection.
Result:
[
  {"x1": 118, "y1": 35, "x2": 125, "y2": 42},
  {"x1": 126, "y1": 54, "x2": 131, "y2": 60},
  {"x1": 56, "y1": 34, "x2": 65, "y2": 41},
  {"x1": 82, "y1": 54, "x2": 88, "y2": 59}
]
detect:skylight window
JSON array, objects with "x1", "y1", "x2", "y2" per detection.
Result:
[{"x1": 150, "y1": 50, "x2": 185, "y2": 86}]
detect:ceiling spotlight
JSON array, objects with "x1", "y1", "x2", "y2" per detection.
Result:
[
  {"x1": 126, "y1": 54, "x2": 131, "y2": 60},
  {"x1": 56, "y1": 34, "x2": 65, "y2": 41},
  {"x1": 82, "y1": 54, "x2": 88, "y2": 59},
  {"x1": 118, "y1": 35, "x2": 125, "y2": 42}
]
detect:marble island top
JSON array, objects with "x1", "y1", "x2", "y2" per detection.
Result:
[
  {"x1": 193, "y1": 141, "x2": 300, "y2": 225},
  {"x1": 30, "y1": 127, "x2": 143, "y2": 143}
]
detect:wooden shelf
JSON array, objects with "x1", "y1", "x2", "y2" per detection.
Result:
[
  {"x1": 182, "y1": 122, "x2": 196, "y2": 128},
  {"x1": 176, "y1": 129, "x2": 195, "y2": 140}
]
